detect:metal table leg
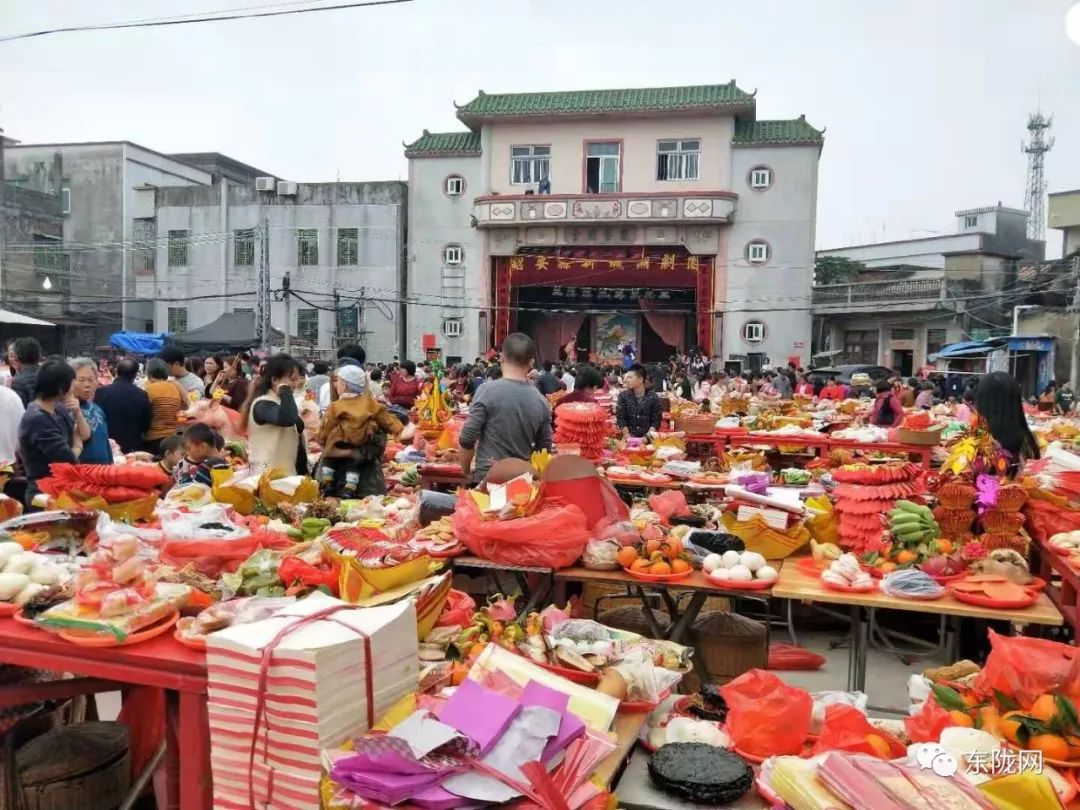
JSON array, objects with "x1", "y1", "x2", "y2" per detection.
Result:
[
  {"x1": 668, "y1": 592, "x2": 708, "y2": 644},
  {"x1": 847, "y1": 605, "x2": 869, "y2": 693},
  {"x1": 632, "y1": 586, "x2": 671, "y2": 640},
  {"x1": 514, "y1": 571, "x2": 553, "y2": 618}
]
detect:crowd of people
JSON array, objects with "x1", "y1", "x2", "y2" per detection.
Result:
[{"x1": 0, "y1": 332, "x2": 1068, "y2": 510}]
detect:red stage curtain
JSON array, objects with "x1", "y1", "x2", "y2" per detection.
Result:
[
  {"x1": 639, "y1": 298, "x2": 686, "y2": 354},
  {"x1": 534, "y1": 313, "x2": 587, "y2": 363}
]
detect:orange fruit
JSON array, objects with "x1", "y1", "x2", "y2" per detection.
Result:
[
  {"x1": 999, "y1": 711, "x2": 1026, "y2": 744},
  {"x1": 879, "y1": 561, "x2": 898, "y2": 573},
  {"x1": 616, "y1": 547, "x2": 639, "y2": 568},
  {"x1": 645, "y1": 539, "x2": 662, "y2": 555},
  {"x1": 896, "y1": 550, "x2": 918, "y2": 565},
  {"x1": 670, "y1": 558, "x2": 691, "y2": 574},
  {"x1": 864, "y1": 733, "x2": 892, "y2": 759},
  {"x1": 650, "y1": 560, "x2": 672, "y2": 576},
  {"x1": 935, "y1": 538, "x2": 954, "y2": 554},
  {"x1": 631, "y1": 558, "x2": 651, "y2": 572},
  {"x1": 948, "y1": 710, "x2": 974, "y2": 728},
  {"x1": 977, "y1": 705, "x2": 1000, "y2": 735},
  {"x1": 1064, "y1": 734, "x2": 1080, "y2": 761},
  {"x1": 1029, "y1": 694, "x2": 1058, "y2": 723},
  {"x1": 664, "y1": 537, "x2": 684, "y2": 558},
  {"x1": 1028, "y1": 733, "x2": 1070, "y2": 762}
]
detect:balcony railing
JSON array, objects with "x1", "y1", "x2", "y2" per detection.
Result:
[{"x1": 813, "y1": 277, "x2": 944, "y2": 308}]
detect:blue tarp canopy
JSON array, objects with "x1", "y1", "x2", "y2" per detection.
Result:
[
  {"x1": 109, "y1": 331, "x2": 167, "y2": 355},
  {"x1": 931, "y1": 341, "x2": 996, "y2": 360}
]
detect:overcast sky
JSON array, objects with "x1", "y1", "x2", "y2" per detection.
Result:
[{"x1": 3, "y1": 0, "x2": 1079, "y2": 256}]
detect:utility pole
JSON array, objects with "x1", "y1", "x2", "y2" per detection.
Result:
[
  {"x1": 332, "y1": 289, "x2": 340, "y2": 347},
  {"x1": 358, "y1": 286, "x2": 366, "y2": 343},
  {"x1": 282, "y1": 271, "x2": 291, "y2": 354},
  {"x1": 257, "y1": 217, "x2": 271, "y2": 351},
  {"x1": 1070, "y1": 256, "x2": 1080, "y2": 391}
]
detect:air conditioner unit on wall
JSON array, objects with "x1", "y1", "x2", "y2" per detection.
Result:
[
  {"x1": 255, "y1": 177, "x2": 276, "y2": 192},
  {"x1": 277, "y1": 181, "x2": 298, "y2": 196}
]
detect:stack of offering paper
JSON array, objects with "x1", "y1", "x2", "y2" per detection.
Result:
[{"x1": 205, "y1": 592, "x2": 418, "y2": 809}]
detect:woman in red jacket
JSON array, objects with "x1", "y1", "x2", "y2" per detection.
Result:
[
  {"x1": 387, "y1": 360, "x2": 422, "y2": 409},
  {"x1": 869, "y1": 380, "x2": 904, "y2": 427}
]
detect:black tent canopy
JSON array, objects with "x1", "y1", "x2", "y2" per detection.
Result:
[{"x1": 167, "y1": 312, "x2": 284, "y2": 354}]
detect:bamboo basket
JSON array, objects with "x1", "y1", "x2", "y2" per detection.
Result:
[
  {"x1": 598, "y1": 605, "x2": 671, "y2": 637},
  {"x1": 14, "y1": 722, "x2": 130, "y2": 810},
  {"x1": 689, "y1": 611, "x2": 767, "y2": 684}
]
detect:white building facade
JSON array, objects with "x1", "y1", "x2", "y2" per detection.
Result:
[
  {"x1": 145, "y1": 180, "x2": 407, "y2": 361},
  {"x1": 405, "y1": 84, "x2": 823, "y2": 370}
]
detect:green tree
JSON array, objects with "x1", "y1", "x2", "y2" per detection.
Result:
[{"x1": 815, "y1": 256, "x2": 865, "y2": 286}]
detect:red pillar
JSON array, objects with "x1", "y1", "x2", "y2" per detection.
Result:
[
  {"x1": 493, "y1": 257, "x2": 512, "y2": 348},
  {"x1": 696, "y1": 257, "x2": 714, "y2": 355}
]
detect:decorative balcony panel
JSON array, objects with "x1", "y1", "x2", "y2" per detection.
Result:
[{"x1": 474, "y1": 191, "x2": 736, "y2": 228}]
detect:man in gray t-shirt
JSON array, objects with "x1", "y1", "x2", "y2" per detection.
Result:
[{"x1": 459, "y1": 334, "x2": 552, "y2": 483}]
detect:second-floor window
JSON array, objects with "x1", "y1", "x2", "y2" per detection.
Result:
[
  {"x1": 234, "y1": 228, "x2": 255, "y2": 266},
  {"x1": 297, "y1": 308, "x2": 319, "y2": 344},
  {"x1": 964, "y1": 215, "x2": 979, "y2": 228},
  {"x1": 585, "y1": 142, "x2": 620, "y2": 193},
  {"x1": 298, "y1": 228, "x2": 318, "y2": 266},
  {"x1": 656, "y1": 139, "x2": 700, "y2": 181},
  {"x1": 511, "y1": 145, "x2": 550, "y2": 185},
  {"x1": 167, "y1": 230, "x2": 188, "y2": 267},
  {"x1": 337, "y1": 227, "x2": 358, "y2": 265}
]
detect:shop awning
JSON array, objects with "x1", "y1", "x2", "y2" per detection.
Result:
[
  {"x1": 930, "y1": 340, "x2": 996, "y2": 360},
  {"x1": 0, "y1": 308, "x2": 54, "y2": 327}
]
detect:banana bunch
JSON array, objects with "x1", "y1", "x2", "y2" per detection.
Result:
[
  {"x1": 400, "y1": 465, "x2": 420, "y2": 488},
  {"x1": 889, "y1": 500, "x2": 940, "y2": 543}
]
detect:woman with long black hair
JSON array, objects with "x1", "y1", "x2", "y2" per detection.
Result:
[
  {"x1": 240, "y1": 354, "x2": 307, "y2": 476},
  {"x1": 974, "y1": 371, "x2": 1039, "y2": 477}
]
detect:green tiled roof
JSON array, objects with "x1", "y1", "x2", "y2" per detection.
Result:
[
  {"x1": 403, "y1": 130, "x2": 481, "y2": 158},
  {"x1": 732, "y1": 116, "x2": 824, "y2": 146},
  {"x1": 456, "y1": 82, "x2": 754, "y2": 123}
]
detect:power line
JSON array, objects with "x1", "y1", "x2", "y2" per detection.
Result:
[{"x1": 0, "y1": 0, "x2": 414, "y2": 43}]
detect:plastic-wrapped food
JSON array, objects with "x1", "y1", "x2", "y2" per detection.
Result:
[
  {"x1": 176, "y1": 595, "x2": 295, "y2": 639},
  {"x1": 582, "y1": 538, "x2": 621, "y2": 570},
  {"x1": 648, "y1": 743, "x2": 753, "y2": 804},
  {"x1": 881, "y1": 569, "x2": 945, "y2": 599},
  {"x1": 100, "y1": 587, "x2": 147, "y2": 617}
]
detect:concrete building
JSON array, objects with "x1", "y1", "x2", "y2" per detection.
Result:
[
  {"x1": 3, "y1": 141, "x2": 214, "y2": 344},
  {"x1": 0, "y1": 132, "x2": 67, "y2": 328},
  {"x1": 1048, "y1": 189, "x2": 1080, "y2": 257},
  {"x1": 817, "y1": 205, "x2": 1044, "y2": 270},
  {"x1": 405, "y1": 83, "x2": 823, "y2": 370},
  {"x1": 812, "y1": 204, "x2": 1047, "y2": 374},
  {"x1": 148, "y1": 179, "x2": 407, "y2": 361}
]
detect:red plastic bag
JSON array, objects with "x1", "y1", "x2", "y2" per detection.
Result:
[
  {"x1": 1023, "y1": 497, "x2": 1080, "y2": 543},
  {"x1": 811, "y1": 704, "x2": 905, "y2": 758},
  {"x1": 452, "y1": 494, "x2": 590, "y2": 570},
  {"x1": 767, "y1": 643, "x2": 826, "y2": 671},
  {"x1": 436, "y1": 590, "x2": 476, "y2": 628},
  {"x1": 648, "y1": 490, "x2": 688, "y2": 522},
  {"x1": 161, "y1": 528, "x2": 292, "y2": 578},
  {"x1": 720, "y1": 669, "x2": 812, "y2": 757},
  {"x1": 974, "y1": 630, "x2": 1080, "y2": 706},
  {"x1": 279, "y1": 556, "x2": 339, "y2": 594},
  {"x1": 905, "y1": 696, "x2": 954, "y2": 744}
]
